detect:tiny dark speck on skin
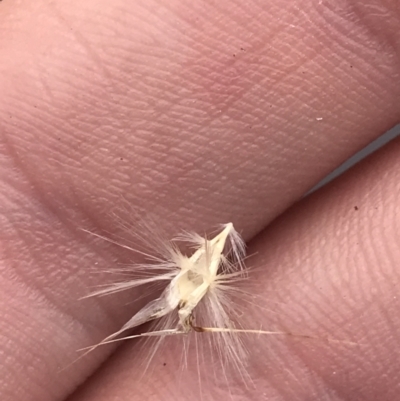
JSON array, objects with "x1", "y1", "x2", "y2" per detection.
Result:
[
  {"x1": 354, "y1": 206, "x2": 359, "y2": 211},
  {"x1": 163, "y1": 363, "x2": 167, "y2": 366}
]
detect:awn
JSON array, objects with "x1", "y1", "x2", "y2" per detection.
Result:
[{"x1": 81, "y1": 222, "x2": 352, "y2": 375}]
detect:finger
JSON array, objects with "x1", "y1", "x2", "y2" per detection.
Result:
[
  {"x1": 0, "y1": 0, "x2": 399, "y2": 234},
  {"x1": 1, "y1": 2, "x2": 400, "y2": 401},
  {"x1": 67, "y1": 139, "x2": 400, "y2": 400}
]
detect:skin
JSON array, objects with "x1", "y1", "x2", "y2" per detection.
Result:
[{"x1": 0, "y1": 0, "x2": 400, "y2": 400}]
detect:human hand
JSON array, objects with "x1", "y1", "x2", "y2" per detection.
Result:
[{"x1": 1, "y1": 1, "x2": 400, "y2": 400}]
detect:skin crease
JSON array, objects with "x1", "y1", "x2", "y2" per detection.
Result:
[{"x1": 0, "y1": 0, "x2": 399, "y2": 400}]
